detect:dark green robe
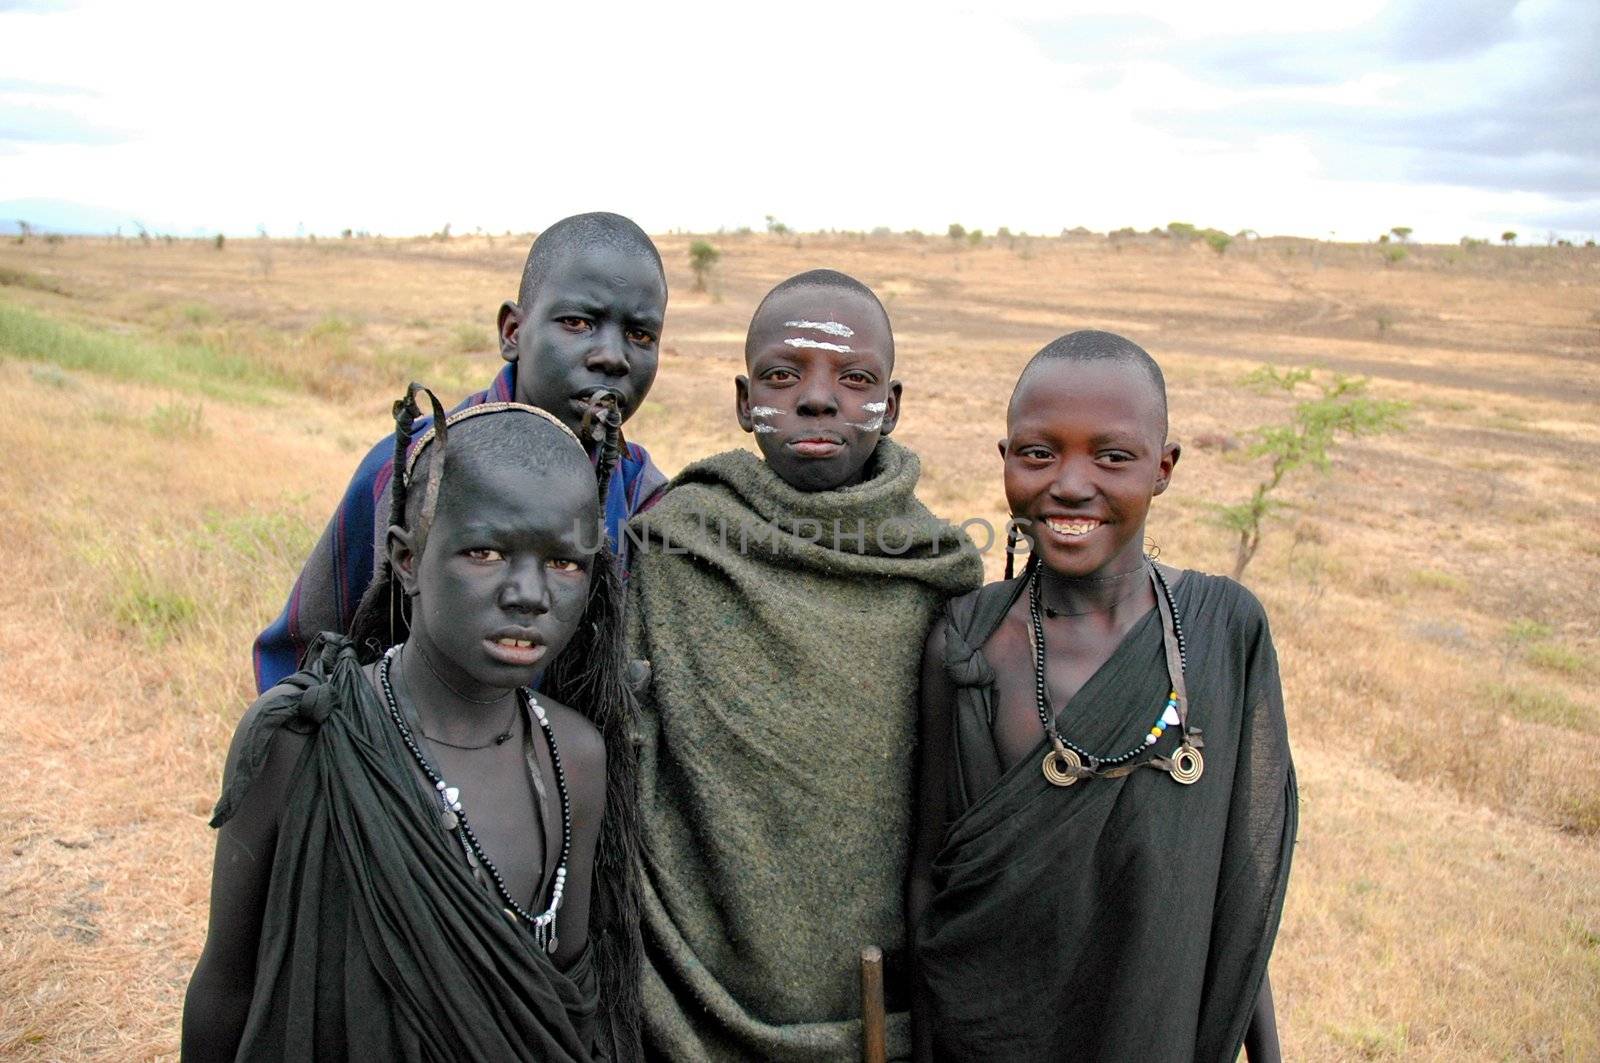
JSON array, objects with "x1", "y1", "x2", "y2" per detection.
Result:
[
  {"x1": 627, "y1": 441, "x2": 984, "y2": 1062},
  {"x1": 916, "y1": 571, "x2": 1296, "y2": 1062},
  {"x1": 212, "y1": 636, "x2": 602, "y2": 1062}
]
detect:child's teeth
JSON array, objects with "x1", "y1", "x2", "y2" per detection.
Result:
[{"x1": 1048, "y1": 519, "x2": 1099, "y2": 535}]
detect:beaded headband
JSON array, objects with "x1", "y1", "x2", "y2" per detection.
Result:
[{"x1": 402, "y1": 401, "x2": 583, "y2": 487}]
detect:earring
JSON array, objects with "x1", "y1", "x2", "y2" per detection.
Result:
[{"x1": 1144, "y1": 536, "x2": 1160, "y2": 561}]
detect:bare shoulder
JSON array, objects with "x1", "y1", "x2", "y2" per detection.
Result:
[{"x1": 532, "y1": 695, "x2": 607, "y2": 805}]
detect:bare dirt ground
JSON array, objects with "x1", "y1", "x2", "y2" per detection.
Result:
[{"x1": 2, "y1": 231, "x2": 1597, "y2": 1059}]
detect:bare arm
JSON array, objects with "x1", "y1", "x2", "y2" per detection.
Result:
[
  {"x1": 182, "y1": 696, "x2": 307, "y2": 1063},
  {"x1": 908, "y1": 621, "x2": 955, "y2": 1063},
  {"x1": 1244, "y1": 974, "x2": 1280, "y2": 1063}
]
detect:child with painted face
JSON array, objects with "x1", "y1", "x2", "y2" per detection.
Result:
[
  {"x1": 626, "y1": 270, "x2": 984, "y2": 1062},
  {"x1": 909, "y1": 331, "x2": 1297, "y2": 1063},
  {"x1": 186, "y1": 393, "x2": 643, "y2": 1063},
  {"x1": 252, "y1": 212, "x2": 670, "y2": 693}
]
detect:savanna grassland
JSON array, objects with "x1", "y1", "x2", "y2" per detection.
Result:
[{"x1": 1, "y1": 228, "x2": 1597, "y2": 1060}]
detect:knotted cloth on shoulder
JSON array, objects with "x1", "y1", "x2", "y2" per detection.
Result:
[
  {"x1": 213, "y1": 635, "x2": 603, "y2": 1062},
  {"x1": 627, "y1": 440, "x2": 984, "y2": 1062}
]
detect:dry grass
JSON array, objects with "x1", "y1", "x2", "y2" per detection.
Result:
[{"x1": 2, "y1": 232, "x2": 1598, "y2": 1059}]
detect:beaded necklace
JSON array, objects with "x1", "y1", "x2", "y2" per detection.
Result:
[
  {"x1": 378, "y1": 647, "x2": 572, "y2": 954},
  {"x1": 1028, "y1": 559, "x2": 1205, "y2": 787}
]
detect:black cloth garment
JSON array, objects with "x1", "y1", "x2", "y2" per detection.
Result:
[
  {"x1": 915, "y1": 570, "x2": 1296, "y2": 1062},
  {"x1": 212, "y1": 635, "x2": 602, "y2": 1062}
]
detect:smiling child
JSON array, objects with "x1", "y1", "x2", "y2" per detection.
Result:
[
  {"x1": 909, "y1": 330, "x2": 1296, "y2": 1062},
  {"x1": 252, "y1": 212, "x2": 670, "y2": 691},
  {"x1": 627, "y1": 270, "x2": 983, "y2": 1061}
]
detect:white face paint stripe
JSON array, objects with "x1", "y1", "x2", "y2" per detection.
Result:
[
  {"x1": 749, "y1": 405, "x2": 780, "y2": 418},
  {"x1": 784, "y1": 337, "x2": 853, "y2": 353},
  {"x1": 752, "y1": 424, "x2": 778, "y2": 433},
  {"x1": 847, "y1": 416, "x2": 886, "y2": 432},
  {"x1": 861, "y1": 401, "x2": 887, "y2": 413},
  {"x1": 783, "y1": 320, "x2": 855, "y2": 338}
]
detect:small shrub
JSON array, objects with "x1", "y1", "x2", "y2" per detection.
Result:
[
  {"x1": 1204, "y1": 230, "x2": 1232, "y2": 255},
  {"x1": 1527, "y1": 642, "x2": 1584, "y2": 676},
  {"x1": 764, "y1": 215, "x2": 790, "y2": 237},
  {"x1": 688, "y1": 240, "x2": 720, "y2": 292},
  {"x1": 1483, "y1": 681, "x2": 1587, "y2": 730},
  {"x1": 1375, "y1": 310, "x2": 1394, "y2": 333},
  {"x1": 1166, "y1": 221, "x2": 1197, "y2": 240},
  {"x1": 947, "y1": 222, "x2": 966, "y2": 241},
  {"x1": 213, "y1": 233, "x2": 225, "y2": 251},
  {"x1": 1383, "y1": 245, "x2": 1407, "y2": 266},
  {"x1": 967, "y1": 229, "x2": 984, "y2": 246},
  {"x1": 147, "y1": 401, "x2": 207, "y2": 438}
]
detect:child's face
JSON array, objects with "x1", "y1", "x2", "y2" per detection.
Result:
[
  {"x1": 392, "y1": 459, "x2": 599, "y2": 698},
  {"x1": 1001, "y1": 360, "x2": 1178, "y2": 579},
  {"x1": 735, "y1": 289, "x2": 900, "y2": 492},
  {"x1": 500, "y1": 245, "x2": 667, "y2": 438}
]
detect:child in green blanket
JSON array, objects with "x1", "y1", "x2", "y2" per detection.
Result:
[{"x1": 626, "y1": 270, "x2": 983, "y2": 1063}]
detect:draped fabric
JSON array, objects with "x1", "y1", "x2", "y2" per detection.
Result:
[
  {"x1": 916, "y1": 571, "x2": 1296, "y2": 1063},
  {"x1": 627, "y1": 441, "x2": 984, "y2": 1062},
  {"x1": 213, "y1": 635, "x2": 603, "y2": 1062}
]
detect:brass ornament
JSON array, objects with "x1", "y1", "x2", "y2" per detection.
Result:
[
  {"x1": 1169, "y1": 743, "x2": 1204, "y2": 785},
  {"x1": 1042, "y1": 744, "x2": 1083, "y2": 787}
]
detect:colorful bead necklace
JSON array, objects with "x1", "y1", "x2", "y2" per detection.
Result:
[
  {"x1": 378, "y1": 646, "x2": 571, "y2": 954},
  {"x1": 1028, "y1": 559, "x2": 1205, "y2": 787}
]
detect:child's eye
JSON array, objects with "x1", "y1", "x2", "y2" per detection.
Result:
[
  {"x1": 1100, "y1": 451, "x2": 1136, "y2": 464},
  {"x1": 1017, "y1": 447, "x2": 1053, "y2": 463},
  {"x1": 465, "y1": 548, "x2": 504, "y2": 562},
  {"x1": 763, "y1": 368, "x2": 798, "y2": 383},
  {"x1": 841, "y1": 371, "x2": 875, "y2": 385},
  {"x1": 558, "y1": 316, "x2": 592, "y2": 333},
  {"x1": 626, "y1": 328, "x2": 657, "y2": 347},
  {"x1": 546, "y1": 558, "x2": 585, "y2": 573}
]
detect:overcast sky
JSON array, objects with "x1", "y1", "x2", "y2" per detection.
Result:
[{"x1": 2, "y1": 0, "x2": 1595, "y2": 243}]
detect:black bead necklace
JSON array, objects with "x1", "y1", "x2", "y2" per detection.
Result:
[
  {"x1": 378, "y1": 646, "x2": 572, "y2": 953},
  {"x1": 1029, "y1": 559, "x2": 1201, "y2": 785}
]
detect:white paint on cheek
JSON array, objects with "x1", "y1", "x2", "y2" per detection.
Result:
[
  {"x1": 862, "y1": 401, "x2": 888, "y2": 413},
  {"x1": 749, "y1": 405, "x2": 780, "y2": 419},
  {"x1": 783, "y1": 320, "x2": 855, "y2": 338},
  {"x1": 784, "y1": 337, "x2": 853, "y2": 353},
  {"x1": 847, "y1": 415, "x2": 886, "y2": 432},
  {"x1": 752, "y1": 424, "x2": 778, "y2": 434}
]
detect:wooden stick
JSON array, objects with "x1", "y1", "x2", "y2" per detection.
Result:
[{"x1": 860, "y1": 945, "x2": 887, "y2": 1063}]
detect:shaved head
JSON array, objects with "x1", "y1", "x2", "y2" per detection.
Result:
[
  {"x1": 1010, "y1": 330, "x2": 1168, "y2": 440},
  {"x1": 746, "y1": 269, "x2": 894, "y2": 368},
  {"x1": 517, "y1": 212, "x2": 665, "y2": 308}
]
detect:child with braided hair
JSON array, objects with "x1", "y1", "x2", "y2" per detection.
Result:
[{"x1": 185, "y1": 385, "x2": 643, "y2": 1062}]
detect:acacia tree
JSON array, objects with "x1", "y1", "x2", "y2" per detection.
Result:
[
  {"x1": 1501, "y1": 231, "x2": 1517, "y2": 245},
  {"x1": 1390, "y1": 226, "x2": 1412, "y2": 243},
  {"x1": 1214, "y1": 367, "x2": 1407, "y2": 580}
]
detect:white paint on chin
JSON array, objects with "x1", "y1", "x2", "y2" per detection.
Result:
[
  {"x1": 784, "y1": 337, "x2": 853, "y2": 353},
  {"x1": 784, "y1": 320, "x2": 855, "y2": 338}
]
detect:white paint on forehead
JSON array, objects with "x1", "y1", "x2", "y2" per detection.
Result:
[
  {"x1": 783, "y1": 320, "x2": 855, "y2": 338},
  {"x1": 749, "y1": 405, "x2": 780, "y2": 418},
  {"x1": 784, "y1": 337, "x2": 853, "y2": 353}
]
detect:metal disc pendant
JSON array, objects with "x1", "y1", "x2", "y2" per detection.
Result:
[
  {"x1": 545, "y1": 934, "x2": 559, "y2": 955},
  {"x1": 1042, "y1": 745, "x2": 1082, "y2": 787},
  {"x1": 1170, "y1": 743, "x2": 1204, "y2": 785},
  {"x1": 439, "y1": 809, "x2": 460, "y2": 831}
]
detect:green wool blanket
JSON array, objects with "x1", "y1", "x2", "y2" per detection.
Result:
[{"x1": 627, "y1": 440, "x2": 983, "y2": 1062}]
